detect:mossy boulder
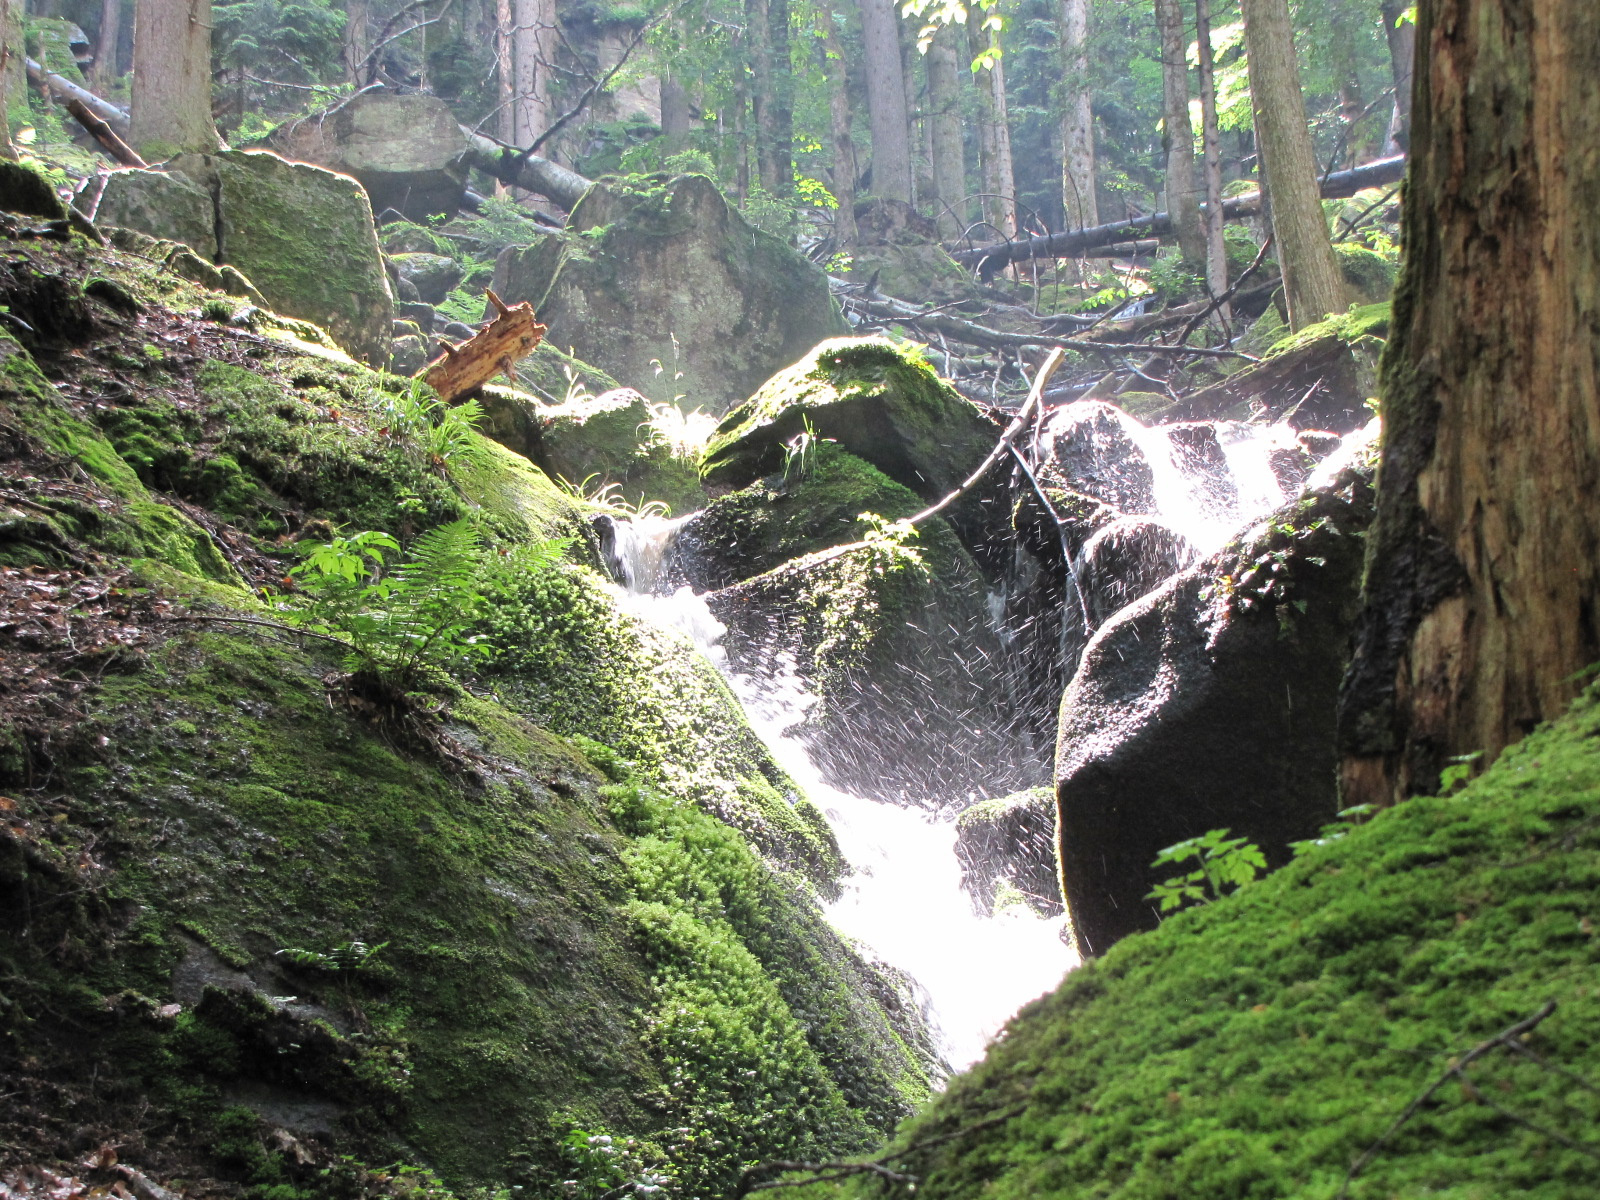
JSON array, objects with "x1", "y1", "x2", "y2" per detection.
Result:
[
  {"x1": 95, "y1": 152, "x2": 394, "y2": 363},
  {"x1": 833, "y1": 681, "x2": 1600, "y2": 1199},
  {"x1": 1336, "y1": 241, "x2": 1398, "y2": 303},
  {"x1": 844, "y1": 199, "x2": 976, "y2": 304},
  {"x1": 0, "y1": 157, "x2": 69, "y2": 221},
  {"x1": 953, "y1": 788, "x2": 1062, "y2": 918},
  {"x1": 701, "y1": 337, "x2": 1006, "y2": 556},
  {"x1": 1055, "y1": 464, "x2": 1375, "y2": 953},
  {"x1": 489, "y1": 172, "x2": 845, "y2": 413},
  {"x1": 389, "y1": 251, "x2": 463, "y2": 304}
]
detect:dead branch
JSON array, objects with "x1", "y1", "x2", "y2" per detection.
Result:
[
  {"x1": 418, "y1": 289, "x2": 545, "y2": 403},
  {"x1": 63, "y1": 99, "x2": 146, "y2": 167},
  {"x1": 459, "y1": 127, "x2": 594, "y2": 211},
  {"x1": 24, "y1": 56, "x2": 129, "y2": 137},
  {"x1": 527, "y1": 7, "x2": 668, "y2": 155}
]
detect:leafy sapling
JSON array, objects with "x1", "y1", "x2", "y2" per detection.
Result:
[{"x1": 1146, "y1": 828, "x2": 1267, "y2": 913}]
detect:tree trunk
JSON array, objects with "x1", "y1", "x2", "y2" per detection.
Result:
[
  {"x1": 747, "y1": 0, "x2": 778, "y2": 193},
  {"x1": 1337, "y1": 0, "x2": 1600, "y2": 805},
  {"x1": 130, "y1": 0, "x2": 221, "y2": 158},
  {"x1": 817, "y1": 0, "x2": 857, "y2": 245},
  {"x1": 858, "y1": 0, "x2": 911, "y2": 202},
  {"x1": 1379, "y1": 0, "x2": 1414, "y2": 152},
  {"x1": 1194, "y1": 0, "x2": 1228, "y2": 316},
  {"x1": 1155, "y1": 0, "x2": 1204, "y2": 269},
  {"x1": 495, "y1": 0, "x2": 514, "y2": 144},
  {"x1": 92, "y1": 0, "x2": 122, "y2": 88},
  {"x1": 926, "y1": 22, "x2": 964, "y2": 238},
  {"x1": 511, "y1": 0, "x2": 556, "y2": 150},
  {"x1": 968, "y1": 19, "x2": 1016, "y2": 236},
  {"x1": 1240, "y1": 0, "x2": 1344, "y2": 329},
  {"x1": 1057, "y1": 0, "x2": 1096, "y2": 231},
  {"x1": 660, "y1": 74, "x2": 692, "y2": 149},
  {"x1": 342, "y1": 0, "x2": 369, "y2": 86},
  {"x1": 0, "y1": 0, "x2": 15, "y2": 156}
]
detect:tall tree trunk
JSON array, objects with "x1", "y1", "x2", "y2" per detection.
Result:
[
  {"x1": 495, "y1": 0, "x2": 514, "y2": 143},
  {"x1": 0, "y1": 0, "x2": 15, "y2": 156},
  {"x1": 92, "y1": 0, "x2": 122, "y2": 88},
  {"x1": 1057, "y1": 0, "x2": 1096, "y2": 231},
  {"x1": 130, "y1": 0, "x2": 221, "y2": 158},
  {"x1": 746, "y1": 0, "x2": 791, "y2": 195},
  {"x1": 1155, "y1": 0, "x2": 1204, "y2": 269},
  {"x1": 1195, "y1": 0, "x2": 1228, "y2": 316},
  {"x1": 660, "y1": 74, "x2": 692, "y2": 149},
  {"x1": 857, "y1": 0, "x2": 910, "y2": 202},
  {"x1": 342, "y1": 0, "x2": 369, "y2": 85},
  {"x1": 926, "y1": 22, "x2": 965, "y2": 238},
  {"x1": 899, "y1": 13, "x2": 930, "y2": 205},
  {"x1": 768, "y1": 0, "x2": 793, "y2": 196},
  {"x1": 817, "y1": 0, "x2": 857, "y2": 245},
  {"x1": 1338, "y1": 0, "x2": 1600, "y2": 805},
  {"x1": 1379, "y1": 0, "x2": 1414, "y2": 151},
  {"x1": 511, "y1": 0, "x2": 556, "y2": 150},
  {"x1": 968, "y1": 19, "x2": 1016, "y2": 236},
  {"x1": 1240, "y1": 0, "x2": 1344, "y2": 329}
]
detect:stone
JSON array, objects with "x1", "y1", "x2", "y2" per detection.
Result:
[
  {"x1": 1074, "y1": 515, "x2": 1196, "y2": 628},
  {"x1": 389, "y1": 335, "x2": 431, "y2": 374},
  {"x1": 954, "y1": 788, "x2": 1063, "y2": 917},
  {"x1": 490, "y1": 172, "x2": 845, "y2": 414},
  {"x1": 844, "y1": 199, "x2": 976, "y2": 304},
  {"x1": 701, "y1": 337, "x2": 1006, "y2": 557},
  {"x1": 272, "y1": 93, "x2": 469, "y2": 221},
  {"x1": 95, "y1": 168, "x2": 217, "y2": 258},
  {"x1": 1054, "y1": 464, "x2": 1375, "y2": 954},
  {"x1": 1036, "y1": 401, "x2": 1156, "y2": 514},
  {"x1": 396, "y1": 301, "x2": 437, "y2": 332},
  {"x1": 534, "y1": 386, "x2": 653, "y2": 486},
  {"x1": 389, "y1": 252, "x2": 463, "y2": 305},
  {"x1": 212, "y1": 151, "x2": 393, "y2": 363},
  {"x1": 0, "y1": 159, "x2": 67, "y2": 221}
]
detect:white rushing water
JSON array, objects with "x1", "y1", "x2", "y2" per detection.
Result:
[{"x1": 609, "y1": 520, "x2": 1075, "y2": 1070}]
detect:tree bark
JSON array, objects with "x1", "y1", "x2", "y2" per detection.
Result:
[
  {"x1": 1155, "y1": 0, "x2": 1204, "y2": 268},
  {"x1": 511, "y1": 0, "x2": 556, "y2": 150},
  {"x1": 858, "y1": 0, "x2": 911, "y2": 202},
  {"x1": 0, "y1": 0, "x2": 15, "y2": 157},
  {"x1": 660, "y1": 74, "x2": 692, "y2": 149},
  {"x1": 1338, "y1": 0, "x2": 1600, "y2": 805},
  {"x1": 926, "y1": 22, "x2": 965, "y2": 238},
  {"x1": 92, "y1": 0, "x2": 122, "y2": 89},
  {"x1": 1057, "y1": 0, "x2": 1096, "y2": 231},
  {"x1": 1240, "y1": 0, "x2": 1344, "y2": 329},
  {"x1": 817, "y1": 0, "x2": 857, "y2": 245},
  {"x1": 1379, "y1": 0, "x2": 1414, "y2": 152},
  {"x1": 968, "y1": 19, "x2": 1016, "y2": 236},
  {"x1": 495, "y1": 0, "x2": 514, "y2": 144},
  {"x1": 747, "y1": 0, "x2": 778, "y2": 193},
  {"x1": 130, "y1": 0, "x2": 221, "y2": 158},
  {"x1": 343, "y1": 0, "x2": 369, "y2": 87},
  {"x1": 1195, "y1": 0, "x2": 1228, "y2": 317}
]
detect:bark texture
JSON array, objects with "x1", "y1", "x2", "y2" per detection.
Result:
[
  {"x1": 969, "y1": 20, "x2": 1016, "y2": 236},
  {"x1": 858, "y1": 0, "x2": 911, "y2": 202},
  {"x1": 129, "y1": 0, "x2": 221, "y2": 157},
  {"x1": 816, "y1": 0, "x2": 857, "y2": 245},
  {"x1": 1155, "y1": 0, "x2": 1203, "y2": 268},
  {"x1": 1240, "y1": 0, "x2": 1344, "y2": 329},
  {"x1": 1380, "y1": 0, "x2": 1415, "y2": 151},
  {"x1": 1195, "y1": 0, "x2": 1228, "y2": 314},
  {"x1": 1058, "y1": 0, "x2": 1097, "y2": 230},
  {"x1": 511, "y1": 0, "x2": 556, "y2": 150},
  {"x1": 92, "y1": 0, "x2": 122, "y2": 89},
  {"x1": 1338, "y1": 0, "x2": 1600, "y2": 804},
  {"x1": 926, "y1": 24, "x2": 965, "y2": 237}
]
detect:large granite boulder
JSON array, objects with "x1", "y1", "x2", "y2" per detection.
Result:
[
  {"x1": 389, "y1": 251, "x2": 463, "y2": 304},
  {"x1": 95, "y1": 152, "x2": 393, "y2": 362},
  {"x1": 701, "y1": 337, "x2": 1006, "y2": 558},
  {"x1": 489, "y1": 172, "x2": 845, "y2": 413},
  {"x1": 271, "y1": 93, "x2": 470, "y2": 221},
  {"x1": 1054, "y1": 462, "x2": 1376, "y2": 954}
]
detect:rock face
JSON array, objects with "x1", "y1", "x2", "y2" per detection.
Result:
[
  {"x1": 95, "y1": 151, "x2": 393, "y2": 362},
  {"x1": 1054, "y1": 465, "x2": 1376, "y2": 954},
  {"x1": 701, "y1": 337, "x2": 1007, "y2": 557},
  {"x1": 954, "y1": 788, "x2": 1063, "y2": 917},
  {"x1": 389, "y1": 251, "x2": 463, "y2": 304},
  {"x1": 490, "y1": 172, "x2": 845, "y2": 413}
]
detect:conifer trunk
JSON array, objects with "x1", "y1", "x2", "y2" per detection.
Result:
[
  {"x1": 511, "y1": 0, "x2": 556, "y2": 150},
  {"x1": 858, "y1": 0, "x2": 911, "y2": 201},
  {"x1": 1338, "y1": 0, "x2": 1600, "y2": 804},
  {"x1": 1195, "y1": 0, "x2": 1228, "y2": 316},
  {"x1": 130, "y1": 0, "x2": 220, "y2": 158},
  {"x1": 926, "y1": 23, "x2": 965, "y2": 238},
  {"x1": 1155, "y1": 0, "x2": 1204, "y2": 268},
  {"x1": 1379, "y1": 0, "x2": 1414, "y2": 151},
  {"x1": 816, "y1": 0, "x2": 857, "y2": 245},
  {"x1": 969, "y1": 20, "x2": 1016, "y2": 236},
  {"x1": 92, "y1": 0, "x2": 122, "y2": 88},
  {"x1": 1239, "y1": 0, "x2": 1344, "y2": 328},
  {"x1": 1057, "y1": 0, "x2": 1096, "y2": 231}
]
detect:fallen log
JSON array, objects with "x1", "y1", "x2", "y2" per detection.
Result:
[
  {"x1": 24, "y1": 56, "x2": 130, "y2": 138},
  {"x1": 953, "y1": 154, "x2": 1406, "y2": 275},
  {"x1": 418, "y1": 289, "x2": 545, "y2": 403},
  {"x1": 64, "y1": 99, "x2": 146, "y2": 167},
  {"x1": 458, "y1": 129, "x2": 594, "y2": 213}
]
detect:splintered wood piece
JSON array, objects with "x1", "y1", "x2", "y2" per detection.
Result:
[{"x1": 417, "y1": 291, "x2": 546, "y2": 403}]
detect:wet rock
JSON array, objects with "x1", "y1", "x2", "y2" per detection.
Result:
[
  {"x1": 389, "y1": 251, "x2": 463, "y2": 305},
  {"x1": 397, "y1": 301, "x2": 437, "y2": 331},
  {"x1": 701, "y1": 337, "x2": 1006, "y2": 558},
  {"x1": 1074, "y1": 516, "x2": 1195, "y2": 627},
  {"x1": 535, "y1": 386, "x2": 653, "y2": 485},
  {"x1": 954, "y1": 788, "x2": 1063, "y2": 917},
  {"x1": 490, "y1": 172, "x2": 844, "y2": 413},
  {"x1": 1036, "y1": 401, "x2": 1156, "y2": 514},
  {"x1": 0, "y1": 159, "x2": 68, "y2": 222},
  {"x1": 1054, "y1": 465, "x2": 1376, "y2": 954}
]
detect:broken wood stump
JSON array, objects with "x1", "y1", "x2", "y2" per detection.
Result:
[{"x1": 417, "y1": 290, "x2": 546, "y2": 404}]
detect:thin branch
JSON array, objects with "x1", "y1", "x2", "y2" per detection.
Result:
[
  {"x1": 528, "y1": 7, "x2": 668, "y2": 154},
  {"x1": 160, "y1": 612, "x2": 352, "y2": 649}
]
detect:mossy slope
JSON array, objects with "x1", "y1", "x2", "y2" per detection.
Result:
[{"x1": 830, "y1": 687, "x2": 1600, "y2": 1199}]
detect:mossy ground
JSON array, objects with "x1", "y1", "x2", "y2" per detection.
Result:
[
  {"x1": 0, "y1": 224, "x2": 933, "y2": 1195},
  {"x1": 799, "y1": 686, "x2": 1600, "y2": 1200}
]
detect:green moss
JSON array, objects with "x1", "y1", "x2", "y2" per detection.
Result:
[
  {"x1": 1267, "y1": 302, "x2": 1391, "y2": 360},
  {"x1": 1335, "y1": 243, "x2": 1398, "y2": 303},
  {"x1": 839, "y1": 685, "x2": 1600, "y2": 1200}
]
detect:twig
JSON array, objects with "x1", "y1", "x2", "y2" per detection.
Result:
[
  {"x1": 1166, "y1": 235, "x2": 1273, "y2": 351},
  {"x1": 527, "y1": 6, "x2": 670, "y2": 154},
  {"x1": 160, "y1": 612, "x2": 352, "y2": 649},
  {"x1": 1339, "y1": 1001, "x2": 1559, "y2": 1197}
]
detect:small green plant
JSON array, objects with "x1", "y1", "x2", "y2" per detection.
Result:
[
  {"x1": 274, "y1": 939, "x2": 388, "y2": 972},
  {"x1": 642, "y1": 400, "x2": 716, "y2": 460},
  {"x1": 781, "y1": 416, "x2": 825, "y2": 483},
  {"x1": 856, "y1": 511, "x2": 926, "y2": 575},
  {"x1": 289, "y1": 518, "x2": 493, "y2": 686},
  {"x1": 1146, "y1": 828, "x2": 1267, "y2": 913},
  {"x1": 372, "y1": 376, "x2": 490, "y2": 474},
  {"x1": 1290, "y1": 804, "x2": 1377, "y2": 856},
  {"x1": 1439, "y1": 751, "x2": 1484, "y2": 793},
  {"x1": 556, "y1": 473, "x2": 672, "y2": 520},
  {"x1": 559, "y1": 1129, "x2": 672, "y2": 1200}
]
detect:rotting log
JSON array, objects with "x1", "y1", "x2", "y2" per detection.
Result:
[
  {"x1": 458, "y1": 128, "x2": 593, "y2": 212},
  {"x1": 954, "y1": 154, "x2": 1405, "y2": 274},
  {"x1": 24, "y1": 56, "x2": 130, "y2": 138},
  {"x1": 418, "y1": 289, "x2": 545, "y2": 403},
  {"x1": 65, "y1": 99, "x2": 147, "y2": 167}
]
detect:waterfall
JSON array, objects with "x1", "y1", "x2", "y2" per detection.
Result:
[{"x1": 609, "y1": 517, "x2": 1076, "y2": 1069}]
